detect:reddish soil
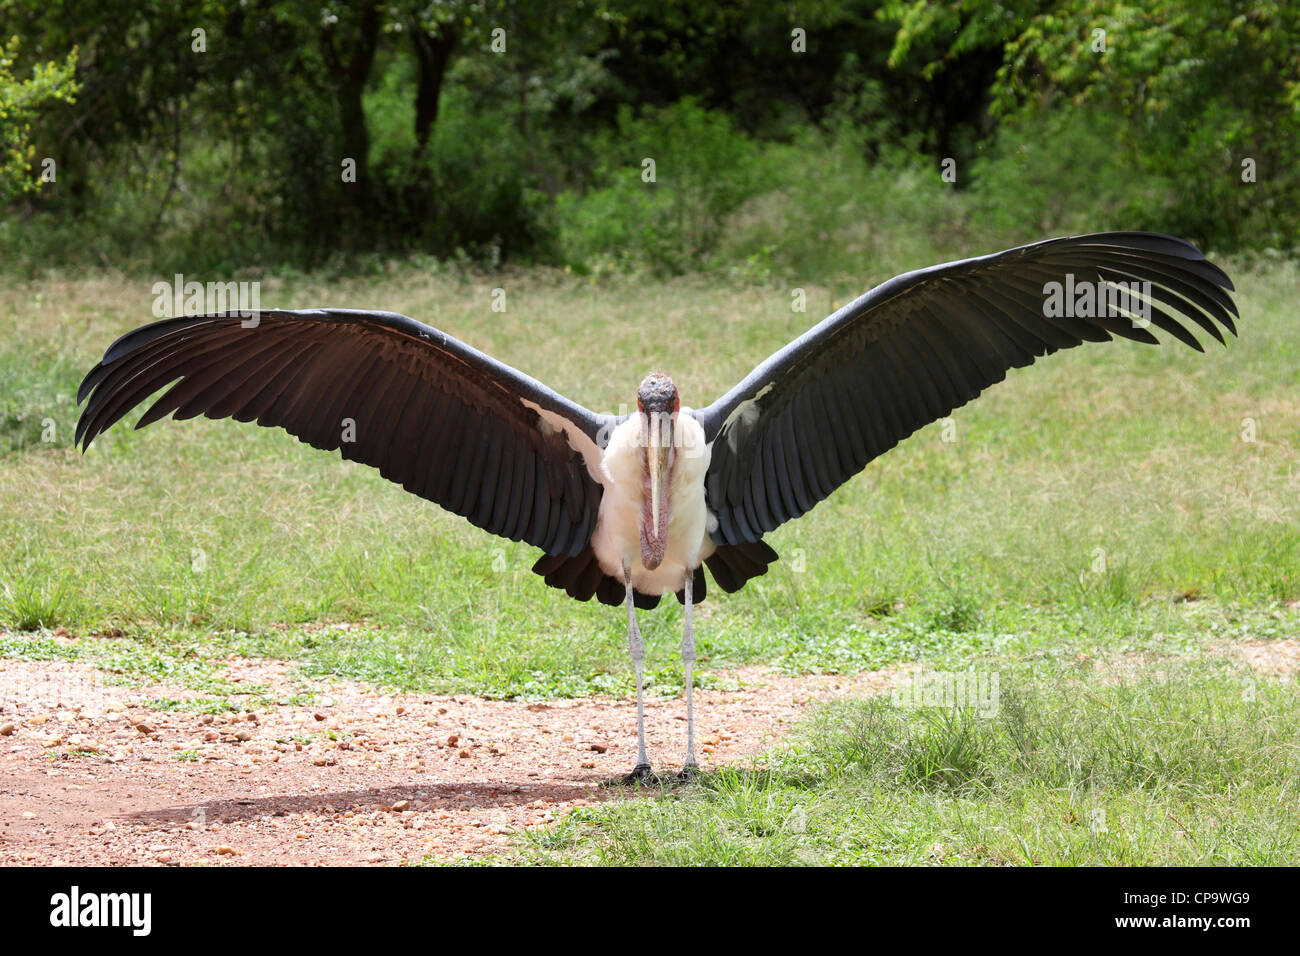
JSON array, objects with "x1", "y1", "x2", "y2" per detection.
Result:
[{"x1": 0, "y1": 654, "x2": 902, "y2": 865}]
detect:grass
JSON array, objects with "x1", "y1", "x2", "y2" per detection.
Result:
[
  {"x1": 0, "y1": 251, "x2": 1298, "y2": 864},
  {"x1": 1, "y1": 258, "x2": 1297, "y2": 667},
  {"x1": 512, "y1": 655, "x2": 1300, "y2": 865}
]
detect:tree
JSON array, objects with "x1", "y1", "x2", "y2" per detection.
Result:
[
  {"x1": 0, "y1": 36, "x2": 78, "y2": 202},
  {"x1": 884, "y1": 0, "x2": 1300, "y2": 248}
]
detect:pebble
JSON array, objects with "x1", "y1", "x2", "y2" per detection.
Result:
[
  {"x1": 0, "y1": 723, "x2": 14, "y2": 736},
  {"x1": 391, "y1": 800, "x2": 410, "y2": 812},
  {"x1": 215, "y1": 846, "x2": 236, "y2": 856}
]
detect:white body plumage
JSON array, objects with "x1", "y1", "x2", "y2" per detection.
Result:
[{"x1": 590, "y1": 411, "x2": 715, "y2": 594}]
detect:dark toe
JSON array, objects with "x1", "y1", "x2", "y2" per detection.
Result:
[{"x1": 612, "y1": 763, "x2": 656, "y2": 786}]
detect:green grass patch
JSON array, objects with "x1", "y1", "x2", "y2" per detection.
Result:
[
  {"x1": 518, "y1": 657, "x2": 1300, "y2": 866},
  {"x1": 0, "y1": 258, "x2": 1297, "y2": 700},
  {"x1": 1, "y1": 263, "x2": 1297, "y2": 654},
  {"x1": 141, "y1": 696, "x2": 247, "y2": 715}
]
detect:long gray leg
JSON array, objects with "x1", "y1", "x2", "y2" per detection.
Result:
[
  {"x1": 681, "y1": 568, "x2": 699, "y2": 776},
  {"x1": 623, "y1": 559, "x2": 652, "y2": 781}
]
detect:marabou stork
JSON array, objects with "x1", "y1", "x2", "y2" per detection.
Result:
[{"x1": 77, "y1": 232, "x2": 1237, "y2": 781}]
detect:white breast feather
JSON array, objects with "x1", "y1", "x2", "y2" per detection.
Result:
[{"x1": 590, "y1": 411, "x2": 714, "y2": 595}]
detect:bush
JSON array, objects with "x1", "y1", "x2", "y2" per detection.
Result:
[
  {"x1": 966, "y1": 104, "x2": 1298, "y2": 254},
  {"x1": 712, "y1": 119, "x2": 973, "y2": 287},
  {"x1": 555, "y1": 99, "x2": 766, "y2": 275},
  {"x1": 369, "y1": 69, "x2": 552, "y2": 261}
]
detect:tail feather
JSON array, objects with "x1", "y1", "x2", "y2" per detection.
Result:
[
  {"x1": 674, "y1": 565, "x2": 707, "y2": 605},
  {"x1": 704, "y1": 539, "x2": 779, "y2": 593},
  {"x1": 531, "y1": 548, "x2": 662, "y2": 609},
  {"x1": 531, "y1": 539, "x2": 778, "y2": 606}
]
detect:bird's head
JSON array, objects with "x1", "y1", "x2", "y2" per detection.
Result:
[{"x1": 636, "y1": 372, "x2": 679, "y2": 570}]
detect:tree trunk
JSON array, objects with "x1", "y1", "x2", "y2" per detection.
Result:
[
  {"x1": 412, "y1": 21, "x2": 457, "y2": 158},
  {"x1": 320, "y1": 3, "x2": 383, "y2": 223}
]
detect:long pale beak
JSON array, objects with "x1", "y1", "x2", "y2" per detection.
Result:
[{"x1": 640, "y1": 412, "x2": 672, "y2": 570}]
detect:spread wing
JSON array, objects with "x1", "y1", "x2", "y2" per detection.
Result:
[
  {"x1": 77, "y1": 309, "x2": 615, "y2": 557},
  {"x1": 692, "y1": 232, "x2": 1238, "y2": 545}
]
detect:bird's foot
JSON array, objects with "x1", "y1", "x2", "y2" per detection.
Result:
[
  {"x1": 604, "y1": 764, "x2": 699, "y2": 787},
  {"x1": 618, "y1": 763, "x2": 656, "y2": 785},
  {"x1": 672, "y1": 762, "x2": 700, "y2": 783}
]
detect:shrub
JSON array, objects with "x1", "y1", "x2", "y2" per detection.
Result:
[{"x1": 555, "y1": 99, "x2": 766, "y2": 275}]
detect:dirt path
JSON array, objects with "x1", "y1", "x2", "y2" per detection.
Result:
[{"x1": 0, "y1": 654, "x2": 903, "y2": 865}]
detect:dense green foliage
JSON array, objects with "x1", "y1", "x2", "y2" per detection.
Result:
[
  {"x1": 0, "y1": 35, "x2": 77, "y2": 202},
  {"x1": 2, "y1": 0, "x2": 1296, "y2": 276},
  {"x1": 890, "y1": 0, "x2": 1300, "y2": 252}
]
